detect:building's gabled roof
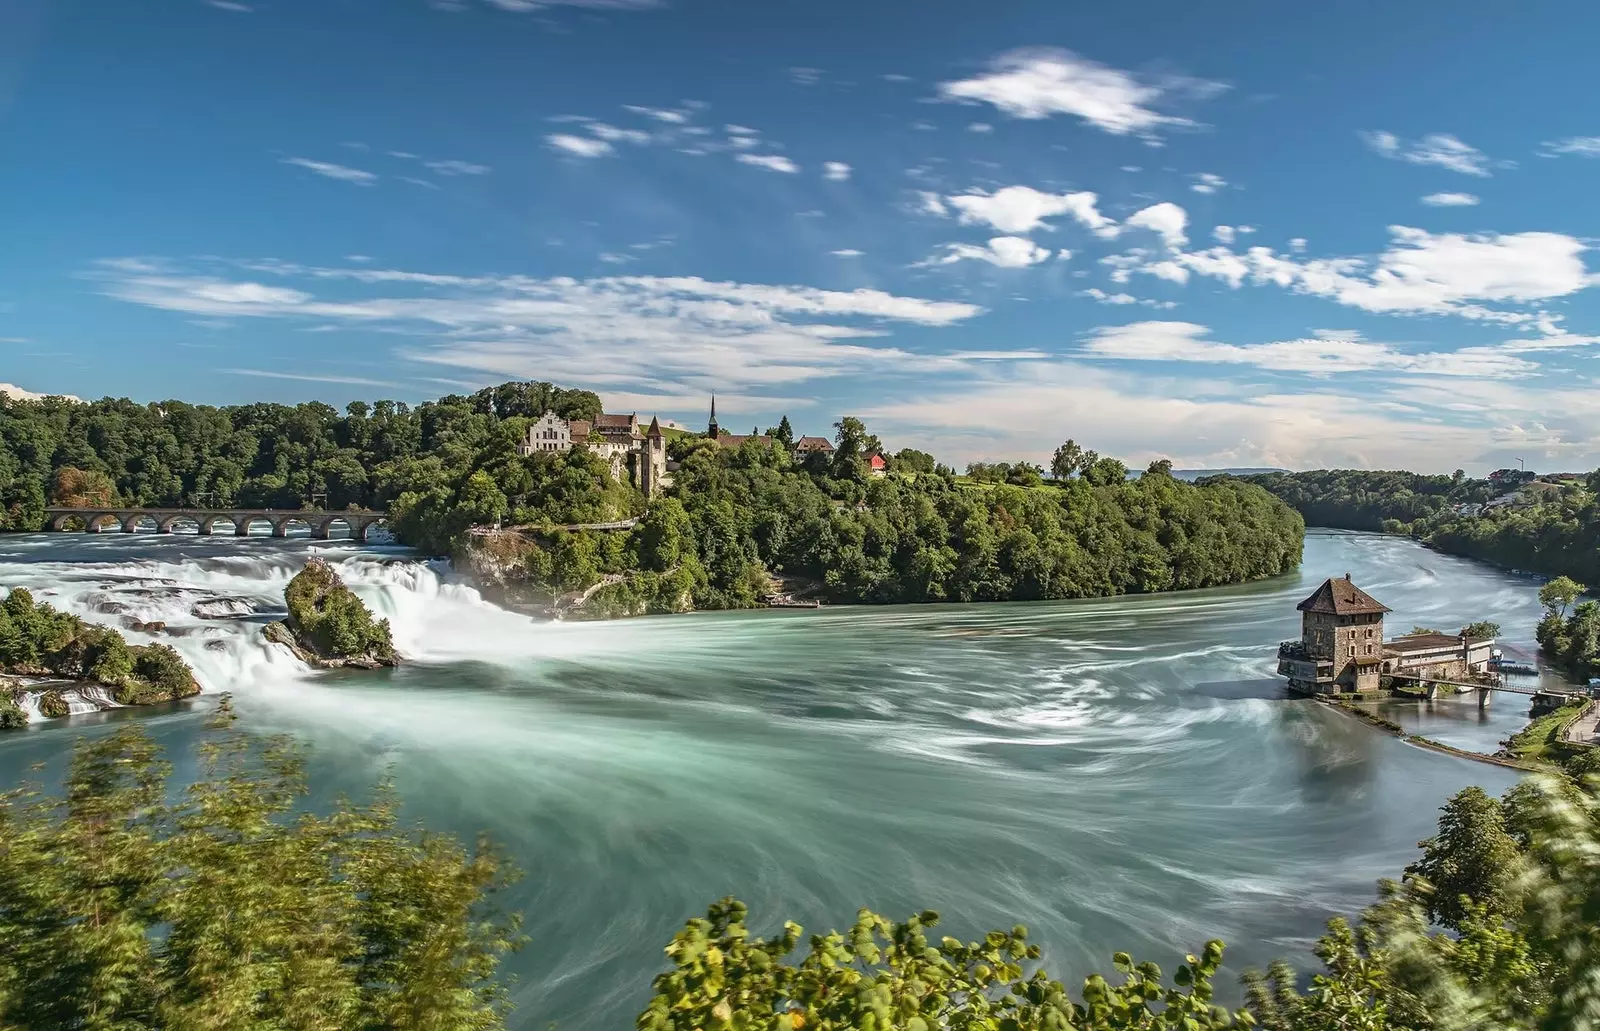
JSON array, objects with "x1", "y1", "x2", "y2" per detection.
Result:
[
  {"x1": 867, "y1": 453, "x2": 887, "y2": 468},
  {"x1": 794, "y1": 435, "x2": 835, "y2": 452},
  {"x1": 1296, "y1": 576, "x2": 1391, "y2": 615},
  {"x1": 566, "y1": 419, "x2": 592, "y2": 441},
  {"x1": 646, "y1": 416, "x2": 662, "y2": 438}
]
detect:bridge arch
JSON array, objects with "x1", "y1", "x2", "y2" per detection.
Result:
[
  {"x1": 272, "y1": 516, "x2": 317, "y2": 538},
  {"x1": 120, "y1": 513, "x2": 161, "y2": 534},
  {"x1": 85, "y1": 513, "x2": 121, "y2": 533},
  {"x1": 157, "y1": 515, "x2": 201, "y2": 535},
  {"x1": 232, "y1": 516, "x2": 273, "y2": 537}
]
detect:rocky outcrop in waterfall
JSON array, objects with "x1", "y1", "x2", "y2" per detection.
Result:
[
  {"x1": 263, "y1": 558, "x2": 399, "y2": 669},
  {"x1": 0, "y1": 587, "x2": 201, "y2": 726}
]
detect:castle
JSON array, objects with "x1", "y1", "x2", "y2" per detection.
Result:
[{"x1": 517, "y1": 411, "x2": 667, "y2": 496}]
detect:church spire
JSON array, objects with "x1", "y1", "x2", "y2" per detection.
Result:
[{"x1": 707, "y1": 393, "x2": 720, "y2": 438}]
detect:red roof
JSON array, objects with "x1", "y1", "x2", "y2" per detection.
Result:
[{"x1": 868, "y1": 453, "x2": 887, "y2": 469}]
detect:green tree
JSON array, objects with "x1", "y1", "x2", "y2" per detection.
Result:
[
  {"x1": 1404, "y1": 785, "x2": 1522, "y2": 930},
  {"x1": 1050, "y1": 439, "x2": 1086, "y2": 480},
  {"x1": 0, "y1": 705, "x2": 522, "y2": 1028},
  {"x1": 1540, "y1": 576, "x2": 1585, "y2": 620},
  {"x1": 1461, "y1": 620, "x2": 1502, "y2": 639}
]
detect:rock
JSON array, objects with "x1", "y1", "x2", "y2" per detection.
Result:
[
  {"x1": 192, "y1": 598, "x2": 254, "y2": 620},
  {"x1": 122, "y1": 618, "x2": 167, "y2": 633},
  {"x1": 261, "y1": 559, "x2": 400, "y2": 669}
]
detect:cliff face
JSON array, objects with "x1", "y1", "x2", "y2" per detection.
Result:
[{"x1": 263, "y1": 558, "x2": 399, "y2": 669}]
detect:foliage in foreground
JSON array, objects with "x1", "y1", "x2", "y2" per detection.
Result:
[
  {"x1": 0, "y1": 587, "x2": 198, "y2": 723},
  {"x1": 640, "y1": 899, "x2": 1245, "y2": 1030},
  {"x1": 637, "y1": 774, "x2": 1600, "y2": 1031},
  {"x1": 0, "y1": 700, "x2": 522, "y2": 1028}
]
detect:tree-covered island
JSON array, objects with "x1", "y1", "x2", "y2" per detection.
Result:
[{"x1": 0, "y1": 382, "x2": 1305, "y2": 618}]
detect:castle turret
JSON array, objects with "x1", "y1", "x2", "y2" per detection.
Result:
[{"x1": 642, "y1": 416, "x2": 667, "y2": 497}]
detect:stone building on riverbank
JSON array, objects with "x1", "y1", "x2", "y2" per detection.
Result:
[
  {"x1": 1278, "y1": 575, "x2": 1497, "y2": 695},
  {"x1": 1279, "y1": 575, "x2": 1390, "y2": 694}
]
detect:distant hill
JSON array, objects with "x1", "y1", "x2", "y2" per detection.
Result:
[{"x1": 1171, "y1": 467, "x2": 1288, "y2": 482}]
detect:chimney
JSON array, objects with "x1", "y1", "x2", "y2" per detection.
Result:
[{"x1": 1344, "y1": 572, "x2": 1352, "y2": 581}]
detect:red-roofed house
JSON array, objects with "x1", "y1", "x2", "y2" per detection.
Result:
[{"x1": 867, "y1": 453, "x2": 887, "y2": 478}]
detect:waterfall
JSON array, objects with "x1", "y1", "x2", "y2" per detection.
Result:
[{"x1": 0, "y1": 535, "x2": 603, "y2": 723}]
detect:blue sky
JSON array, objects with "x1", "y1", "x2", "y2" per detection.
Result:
[{"x1": 3, "y1": 0, "x2": 1600, "y2": 472}]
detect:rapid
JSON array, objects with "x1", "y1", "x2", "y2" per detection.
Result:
[{"x1": 0, "y1": 529, "x2": 1549, "y2": 1028}]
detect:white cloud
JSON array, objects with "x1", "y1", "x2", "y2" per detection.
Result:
[
  {"x1": 790, "y1": 67, "x2": 823, "y2": 86},
  {"x1": 863, "y1": 362, "x2": 1546, "y2": 473},
  {"x1": 1080, "y1": 321, "x2": 1533, "y2": 378},
  {"x1": 546, "y1": 134, "x2": 614, "y2": 158},
  {"x1": 1190, "y1": 172, "x2": 1226, "y2": 194},
  {"x1": 1288, "y1": 237, "x2": 1307, "y2": 253},
  {"x1": 1361, "y1": 131, "x2": 1491, "y2": 176},
  {"x1": 281, "y1": 157, "x2": 377, "y2": 185},
  {"x1": 830, "y1": 249, "x2": 864, "y2": 257},
  {"x1": 206, "y1": 0, "x2": 251, "y2": 10},
  {"x1": 1123, "y1": 202, "x2": 1188, "y2": 249},
  {"x1": 724, "y1": 124, "x2": 759, "y2": 135},
  {"x1": 1540, "y1": 137, "x2": 1600, "y2": 158},
  {"x1": 0, "y1": 383, "x2": 81, "y2": 402},
  {"x1": 916, "y1": 191, "x2": 948, "y2": 217},
  {"x1": 624, "y1": 105, "x2": 689, "y2": 124},
  {"x1": 822, "y1": 161, "x2": 851, "y2": 181},
  {"x1": 588, "y1": 122, "x2": 652, "y2": 145},
  {"x1": 1212, "y1": 225, "x2": 1235, "y2": 244},
  {"x1": 95, "y1": 258, "x2": 986, "y2": 397},
  {"x1": 968, "y1": 122, "x2": 993, "y2": 133},
  {"x1": 1421, "y1": 192, "x2": 1479, "y2": 207},
  {"x1": 936, "y1": 46, "x2": 1223, "y2": 139},
  {"x1": 737, "y1": 153, "x2": 800, "y2": 174},
  {"x1": 1081, "y1": 288, "x2": 1136, "y2": 305},
  {"x1": 1169, "y1": 226, "x2": 1592, "y2": 321},
  {"x1": 925, "y1": 236, "x2": 1053, "y2": 268},
  {"x1": 424, "y1": 159, "x2": 492, "y2": 176},
  {"x1": 943, "y1": 185, "x2": 1115, "y2": 236},
  {"x1": 1140, "y1": 260, "x2": 1189, "y2": 284}
]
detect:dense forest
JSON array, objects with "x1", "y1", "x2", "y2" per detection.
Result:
[
  {"x1": 0, "y1": 384, "x2": 1306, "y2": 612},
  {"x1": 8, "y1": 711, "x2": 1600, "y2": 1028},
  {"x1": 1234, "y1": 467, "x2": 1600, "y2": 584}
]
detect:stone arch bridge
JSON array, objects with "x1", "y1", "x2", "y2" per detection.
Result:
[{"x1": 44, "y1": 507, "x2": 389, "y2": 541}]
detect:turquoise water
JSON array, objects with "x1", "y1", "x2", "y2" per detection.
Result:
[{"x1": 0, "y1": 530, "x2": 1537, "y2": 1027}]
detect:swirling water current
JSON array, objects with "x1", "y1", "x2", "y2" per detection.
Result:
[{"x1": 0, "y1": 529, "x2": 1544, "y2": 1027}]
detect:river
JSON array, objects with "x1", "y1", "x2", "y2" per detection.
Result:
[{"x1": 0, "y1": 529, "x2": 1546, "y2": 1027}]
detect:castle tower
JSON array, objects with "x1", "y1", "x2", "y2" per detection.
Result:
[
  {"x1": 643, "y1": 416, "x2": 666, "y2": 497},
  {"x1": 707, "y1": 395, "x2": 719, "y2": 439}
]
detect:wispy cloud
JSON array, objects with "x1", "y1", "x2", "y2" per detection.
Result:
[
  {"x1": 281, "y1": 157, "x2": 377, "y2": 185},
  {"x1": 1539, "y1": 136, "x2": 1600, "y2": 158},
  {"x1": 95, "y1": 258, "x2": 988, "y2": 400},
  {"x1": 1190, "y1": 172, "x2": 1226, "y2": 194},
  {"x1": 736, "y1": 153, "x2": 799, "y2": 174},
  {"x1": 822, "y1": 161, "x2": 851, "y2": 181},
  {"x1": 1421, "y1": 192, "x2": 1480, "y2": 207},
  {"x1": 937, "y1": 47, "x2": 1225, "y2": 140},
  {"x1": 1360, "y1": 131, "x2": 1491, "y2": 176},
  {"x1": 922, "y1": 236, "x2": 1054, "y2": 268},
  {"x1": 546, "y1": 133, "x2": 614, "y2": 158},
  {"x1": 221, "y1": 369, "x2": 407, "y2": 388}
]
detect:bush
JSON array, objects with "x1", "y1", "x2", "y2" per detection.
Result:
[{"x1": 37, "y1": 690, "x2": 68, "y2": 718}]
